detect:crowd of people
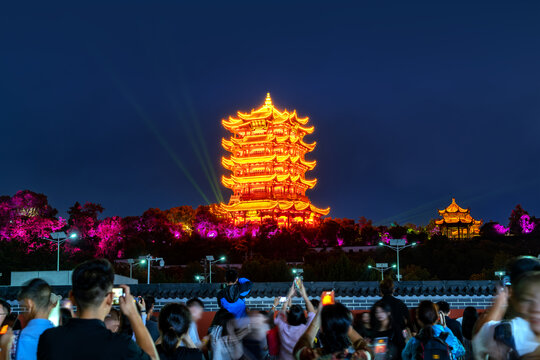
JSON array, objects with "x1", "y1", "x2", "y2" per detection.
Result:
[{"x1": 0, "y1": 256, "x2": 539, "y2": 360}]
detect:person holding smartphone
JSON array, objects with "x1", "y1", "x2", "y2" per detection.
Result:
[
  {"x1": 473, "y1": 271, "x2": 540, "y2": 360},
  {"x1": 275, "y1": 280, "x2": 316, "y2": 360},
  {"x1": 293, "y1": 299, "x2": 369, "y2": 360},
  {"x1": 37, "y1": 259, "x2": 159, "y2": 360}
]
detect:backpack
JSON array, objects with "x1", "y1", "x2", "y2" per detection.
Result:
[{"x1": 415, "y1": 331, "x2": 452, "y2": 360}]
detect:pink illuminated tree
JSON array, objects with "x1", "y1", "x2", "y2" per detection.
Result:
[
  {"x1": 94, "y1": 216, "x2": 124, "y2": 257},
  {"x1": 509, "y1": 204, "x2": 529, "y2": 235},
  {"x1": 0, "y1": 191, "x2": 66, "y2": 252}
]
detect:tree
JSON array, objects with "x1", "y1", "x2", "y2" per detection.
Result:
[
  {"x1": 336, "y1": 218, "x2": 359, "y2": 246},
  {"x1": 67, "y1": 201, "x2": 104, "y2": 238},
  {"x1": 316, "y1": 219, "x2": 340, "y2": 247},
  {"x1": 0, "y1": 191, "x2": 65, "y2": 250},
  {"x1": 358, "y1": 217, "x2": 379, "y2": 245},
  {"x1": 165, "y1": 206, "x2": 195, "y2": 227},
  {"x1": 94, "y1": 216, "x2": 124, "y2": 258},
  {"x1": 509, "y1": 204, "x2": 528, "y2": 235},
  {"x1": 402, "y1": 264, "x2": 431, "y2": 281}
]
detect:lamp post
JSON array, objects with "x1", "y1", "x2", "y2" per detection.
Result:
[
  {"x1": 368, "y1": 263, "x2": 397, "y2": 280},
  {"x1": 42, "y1": 231, "x2": 78, "y2": 271},
  {"x1": 494, "y1": 270, "x2": 506, "y2": 280},
  {"x1": 378, "y1": 239, "x2": 416, "y2": 281},
  {"x1": 114, "y1": 258, "x2": 141, "y2": 279},
  {"x1": 195, "y1": 275, "x2": 204, "y2": 284},
  {"x1": 127, "y1": 258, "x2": 134, "y2": 278},
  {"x1": 206, "y1": 255, "x2": 226, "y2": 284},
  {"x1": 139, "y1": 255, "x2": 165, "y2": 284},
  {"x1": 292, "y1": 268, "x2": 304, "y2": 280}
]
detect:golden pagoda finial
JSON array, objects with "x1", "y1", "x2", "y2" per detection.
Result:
[{"x1": 264, "y1": 92, "x2": 273, "y2": 107}]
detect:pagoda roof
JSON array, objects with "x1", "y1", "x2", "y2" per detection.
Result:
[
  {"x1": 220, "y1": 199, "x2": 330, "y2": 216},
  {"x1": 222, "y1": 93, "x2": 312, "y2": 132},
  {"x1": 435, "y1": 216, "x2": 483, "y2": 225},
  {"x1": 222, "y1": 174, "x2": 317, "y2": 189},
  {"x1": 223, "y1": 134, "x2": 316, "y2": 152},
  {"x1": 438, "y1": 198, "x2": 470, "y2": 215},
  {"x1": 221, "y1": 154, "x2": 317, "y2": 170}
]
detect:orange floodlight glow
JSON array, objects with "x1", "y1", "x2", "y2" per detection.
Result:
[
  {"x1": 220, "y1": 93, "x2": 329, "y2": 227},
  {"x1": 321, "y1": 291, "x2": 335, "y2": 306}
]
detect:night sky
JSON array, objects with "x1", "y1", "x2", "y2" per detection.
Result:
[{"x1": 2, "y1": 1, "x2": 540, "y2": 225}]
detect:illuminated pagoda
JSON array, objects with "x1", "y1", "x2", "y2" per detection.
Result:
[
  {"x1": 435, "y1": 198, "x2": 483, "y2": 240},
  {"x1": 220, "y1": 93, "x2": 330, "y2": 227}
]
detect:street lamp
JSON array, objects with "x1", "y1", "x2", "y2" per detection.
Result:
[
  {"x1": 42, "y1": 231, "x2": 78, "y2": 271},
  {"x1": 494, "y1": 270, "x2": 506, "y2": 280},
  {"x1": 368, "y1": 263, "x2": 397, "y2": 280},
  {"x1": 194, "y1": 275, "x2": 204, "y2": 284},
  {"x1": 114, "y1": 258, "x2": 139, "y2": 278},
  {"x1": 139, "y1": 255, "x2": 165, "y2": 284},
  {"x1": 206, "y1": 255, "x2": 226, "y2": 284},
  {"x1": 292, "y1": 268, "x2": 304, "y2": 279},
  {"x1": 378, "y1": 239, "x2": 417, "y2": 281}
]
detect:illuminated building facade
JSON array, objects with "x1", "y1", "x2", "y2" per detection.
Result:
[
  {"x1": 435, "y1": 198, "x2": 482, "y2": 239},
  {"x1": 220, "y1": 93, "x2": 330, "y2": 227}
]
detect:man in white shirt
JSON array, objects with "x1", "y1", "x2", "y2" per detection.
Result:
[{"x1": 473, "y1": 267, "x2": 540, "y2": 360}]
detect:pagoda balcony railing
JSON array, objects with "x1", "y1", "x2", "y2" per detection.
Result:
[{"x1": 236, "y1": 193, "x2": 309, "y2": 202}]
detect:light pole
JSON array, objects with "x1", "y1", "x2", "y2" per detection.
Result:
[
  {"x1": 139, "y1": 255, "x2": 165, "y2": 284},
  {"x1": 494, "y1": 270, "x2": 506, "y2": 280},
  {"x1": 206, "y1": 255, "x2": 226, "y2": 284},
  {"x1": 42, "y1": 232, "x2": 78, "y2": 271},
  {"x1": 195, "y1": 275, "x2": 204, "y2": 284},
  {"x1": 368, "y1": 263, "x2": 397, "y2": 280},
  {"x1": 114, "y1": 258, "x2": 141, "y2": 279},
  {"x1": 127, "y1": 259, "x2": 134, "y2": 278},
  {"x1": 378, "y1": 239, "x2": 416, "y2": 281}
]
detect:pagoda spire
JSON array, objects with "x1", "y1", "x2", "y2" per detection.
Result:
[{"x1": 264, "y1": 92, "x2": 273, "y2": 107}]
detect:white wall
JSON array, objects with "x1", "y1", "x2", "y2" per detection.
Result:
[{"x1": 11, "y1": 271, "x2": 138, "y2": 286}]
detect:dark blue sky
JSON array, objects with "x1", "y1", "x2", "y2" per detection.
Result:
[{"x1": 1, "y1": 1, "x2": 539, "y2": 225}]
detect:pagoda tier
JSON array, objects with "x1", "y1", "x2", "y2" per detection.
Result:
[
  {"x1": 220, "y1": 93, "x2": 329, "y2": 227},
  {"x1": 435, "y1": 198, "x2": 483, "y2": 240}
]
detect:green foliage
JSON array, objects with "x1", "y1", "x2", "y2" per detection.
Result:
[
  {"x1": 402, "y1": 264, "x2": 432, "y2": 281},
  {"x1": 2, "y1": 190, "x2": 540, "y2": 283}
]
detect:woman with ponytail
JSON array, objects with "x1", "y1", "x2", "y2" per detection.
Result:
[
  {"x1": 401, "y1": 301, "x2": 464, "y2": 360},
  {"x1": 157, "y1": 303, "x2": 204, "y2": 360}
]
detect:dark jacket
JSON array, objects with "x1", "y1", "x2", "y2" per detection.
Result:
[
  {"x1": 145, "y1": 317, "x2": 160, "y2": 342},
  {"x1": 156, "y1": 344, "x2": 203, "y2": 360},
  {"x1": 445, "y1": 316, "x2": 464, "y2": 345},
  {"x1": 380, "y1": 295, "x2": 411, "y2": 332},
  {"x1": 216, "y1": 277, "x2": 252, "y2": 318}
]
